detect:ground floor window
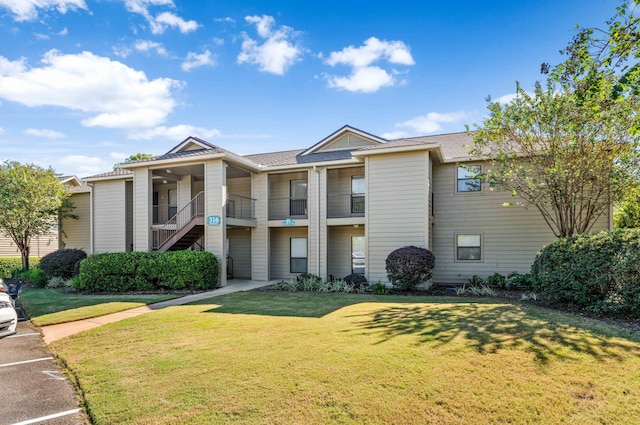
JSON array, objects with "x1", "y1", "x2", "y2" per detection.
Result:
[
  {"x1": 290, "y1": 237, "x2": 308, "y2": 273},
  {"x1": 351, "y1": 236, "x2": 365, "y2": 275},
  {"x1": 456, "y1": 234, "x2": 482, "y2": 261}
]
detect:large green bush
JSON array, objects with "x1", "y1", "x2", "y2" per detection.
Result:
[
  {"x1": 385, "y1": 246, "x2": 435, "y2": 291},
  {"x1": 75, "y1": 251, "x2": 219, "y2": 293},
  {"x1": 531, "y1": 229, "x2": 640, "y2": 316},
  {"x1": 40, "y1": 249, "x2": 87, "y2": 279}
]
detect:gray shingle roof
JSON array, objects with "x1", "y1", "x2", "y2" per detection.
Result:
[
  {"x1": 84, "y1": 168, "x2": 134, "y2": 180},
  {"x1": 243, "y1": 149, "x2": 304, "y2": 166},
  {"x1": 388, "y1": 132, "x2": 475, "y2": 161}
]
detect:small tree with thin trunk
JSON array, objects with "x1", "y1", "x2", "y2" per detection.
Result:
[{"x1": 0, "y1": 161, "x2": 71, "y2": 270}]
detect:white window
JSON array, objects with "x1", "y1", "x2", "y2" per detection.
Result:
[
  {"x1": 290, "y1": 237, "x2": 308, "y2": 273},
  {"x1": 456, "y1": 234, "x2": 482, "y2": 261},
  {"x1": 457, "y1": 165, "x2": 481, "y2": 192}
]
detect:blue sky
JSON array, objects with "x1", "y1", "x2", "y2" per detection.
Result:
[{"x1": 0, "y1": 0, "x2": 620, "y2": 177}]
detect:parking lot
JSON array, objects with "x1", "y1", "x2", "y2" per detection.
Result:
[{"x1": 0, "y1": 321, "x2": 86, "y2": 425}]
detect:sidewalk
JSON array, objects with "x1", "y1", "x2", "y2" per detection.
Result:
[{"x1": 41, "y1": 280, "x2": 275, "y2": 344}]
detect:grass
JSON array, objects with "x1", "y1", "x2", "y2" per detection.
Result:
[
  {"x1": 20, "y1": 288, "x2": 179, "y2": 326},
  {"x1": 51, "y1": 291, "x2": 640, "y2": 424}
]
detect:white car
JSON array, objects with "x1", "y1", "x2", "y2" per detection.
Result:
[{"x1": 0, "y1": 291, "x2": 17, "y2": 338}]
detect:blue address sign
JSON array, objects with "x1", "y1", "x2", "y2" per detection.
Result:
[{"x1": 207, "y1": 215, "x2": 221, "y2": 226}]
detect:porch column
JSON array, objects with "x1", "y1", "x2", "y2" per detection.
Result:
[
  {"x1": 204, "y1": 160, "x2": 227, "y2": 286},
  {"x1": 308, "y1": 167, "x2": 326, "y2": 279},
  {"x1": 251, "y1": 172, "x2": 269, "y2": 281},
  {"x1": 133, "y1": 168, "x2": 152, "y2": 251},
  {"x1": 178, "y1": 174, "x2": 192, "y2": 209}
]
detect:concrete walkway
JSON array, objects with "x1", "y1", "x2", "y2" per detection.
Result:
[{"x1": 41, "y1": 280, "x2": 275, "y2": 344}]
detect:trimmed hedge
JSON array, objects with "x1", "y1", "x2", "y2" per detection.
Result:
[
  {"x1": 75, "y1": 251, "x2": 219, "y2": 293},
  {"x1": 0, "y1": 258, "x2": 40, "y2": 278},
  {"x1": 386, "y1": 246, "x2": 435, "y2": 291},
  {"x1": 532, "y1": 229, "x2": 640, "y2": 316},
  {"x1": 40, "y1": 249, "x2": 87, "y2": 279}
]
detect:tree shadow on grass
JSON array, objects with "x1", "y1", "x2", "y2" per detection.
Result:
[{"x1": 345, "y1": 303, "x2": 640, "y2": 364}]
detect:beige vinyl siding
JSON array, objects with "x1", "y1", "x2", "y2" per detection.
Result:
[
  {"x1": 94, "y1": 180, "x2": 127, "y2": 253},
  {"x1": 327, "y1": 226, "x2": 365, "y2": 279},
  {"x1": 269, "y1": 171, "x2": 308, "y2": 199},
  {"x1": 125, "y1": 181, "x2": 133, "y2": 251},
  {"x1": 327, "y1": 167, "x2": 365, "y2": 194},
  {"x1": 269, "y1": 226, "x2": 308, "y2": 280},
  {"x1": 319, "y1": 134, "x2": 376, "y2": 151},
  {"x1": 251, "y1": 173, "x2": 269, "y2": 280},
  {"x1": 0, "y1": 234, "x2": 57, "y2": 257},
  {"x1": 431, "y1": 162, "x2": 610, "y2": 284},
  {"x1": 228, "y1": 176, "x2": 251, "y2": 198},
  {"x1": 366, "y1": 151, "x2": 429, "y2": 283},
  {"x1": 227, "y1": 228, "x2": 251, "y2": 279},
  {"x1": 60, "y1": 192, "x2": 90, "y2": 251}
]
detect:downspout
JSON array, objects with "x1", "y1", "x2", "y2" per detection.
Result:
[{"x1": 314, "y1": 165, "x2": 320, "y2": 276}]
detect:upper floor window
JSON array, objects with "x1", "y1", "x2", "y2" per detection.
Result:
[
  {"x1": 351, "y1": 175, "x2": 365, "y2": 214},
  {"x1": 457, "y1": 165, "x2": 481, "y2": 192}
]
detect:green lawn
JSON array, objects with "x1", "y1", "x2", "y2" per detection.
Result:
[
  {"x1": 51, "y1": 292, "x2": 640, "y2": 425},
  {"x1": 21, "y1": 288, "x2": 179, "y2": 326}
]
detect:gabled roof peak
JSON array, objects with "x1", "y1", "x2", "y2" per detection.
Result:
[
  {"x1": 168, "y1": 136, "x2": 221, "y2": 154},
  {"x1": 299, "y1": 125, "x2": 387, "y2": 156}
]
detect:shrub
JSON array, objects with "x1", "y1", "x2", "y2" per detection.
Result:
[
  {"x1": 385, "y1": 246, "x2": 435, "y2": 291},
  {"x1": 531, "y1": 229, "x2": 640, "y2": 316},
  {"x1": 468, "y1": 275, "x2": 484, "y2": 286},
  {"x1": 506, "y1": 272, "x2": 533, "y2": 290},
  {"x1": 40, "y1": 249, "x2": 87, "y2": 279},
  {"x1": 343, "y1": 274, "x2": 368, "y2": 289},
  {"x1": 371, "y1": 282, "x2": 388, "y2": 295},
  {"x1": 46, "y1": 276, "x2": 66, "y2": 289},
  {"x1": 75, "y1": 251, "x2": 219, "y2": 293},
  {"x1": 15, "y1": 267, "x2": 48, "y2": 287},
  {"x1": 486, "y1": 273, "x2": 506, "y2": 288}
]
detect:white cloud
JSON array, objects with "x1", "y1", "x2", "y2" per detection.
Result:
[
  {"x1": 134, "y1": 40, "x2": 168, "y2": 56},
  {"x1": 380, "y1": 130, "x2": 409, "y2": 139},
  {"x1": 237, "y1": 15, "x2": 303, "y2": 75},
  {"x1": 326, "y1": 66, "x2": 394, "y2": 93},
  {"x1": 112, "y1": 45, "x2": 132, "y2": 58},
  {"x1": 494, "y1": 91, "x2": 534, "y2": 104},
  {"x1": 109, "y1": 151, "x2": 128, "y2": 161},
  {"x1": 57, "y1": 154, "x2": 110, "y2": 177},
  {"x1": 58, "y1": 27, "x2": 68, "y2": 36},
  {"x1": 34, "y1": 33, "x2": 50, "y2": 40},
  {"x1": 0, "y1": 49, "x2": 181, "y2": 129},
  {"x1": 0, "y1": 0, "x2": 87, "y2": 21},
  {"x1": 127, "y1": 124, "x2": 221, "y2": 141},
  {"x1": 123, "y1": 0, "x2": 198, "y2": 35},
  {"x1": 214, "y1": 17, "x2": 235, "y2": 24},
  {"x1": 323, "y1": 37, "x2": 414, "y2": 93},
  {"x1": 151, "y1": 11, "x2": 198, "y2": 34},
  {"x1": 181, "y1": 50, "x2": 214, "y2": 71},
  {"x1": 0, "y1": 127, "x2": 4, "y2": 134},
  {"x1": 24, "y1": 128, "x2": 65, "y2": 139},
  {"x1": 389, "y1": 111, "x2": 469, "y2": 136}
]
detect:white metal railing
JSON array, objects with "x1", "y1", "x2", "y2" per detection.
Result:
[{"x1": 152, "y1": 191, "x2": 204, "y2": 249}]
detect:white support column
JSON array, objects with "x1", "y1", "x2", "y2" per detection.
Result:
[
  {"x1": 133, "y1": 168, "x2": 152, "y2": 251},
  {"x1": 204, "y1": 160, "x2": 227, "y2": 286},
  {"x1": 251, "y1": 173, "x2": 269, "y2": 281},
  {"x1": 307, "y1": 168, "x2": 320, "y2": 277},
  {"x1": 178, "y1": 174, "x2": 192, "y2": 209}
]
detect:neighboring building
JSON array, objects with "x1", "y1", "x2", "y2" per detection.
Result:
[
  {"x1": 64, "y1": 126, "x2": 612, "y2": 286},
  {"x1": 0, "y1": 176, "x2": 86, "y2": 259}
]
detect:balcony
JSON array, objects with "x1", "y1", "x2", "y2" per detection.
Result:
[
  {"x1": 269, "y1": 197, "x2": 308, "y2": 220},
  {"x1": 226, "y1": 194, "x2": 256, "y2": 220},
  {"x1": 327, "y1": 193, "x2": 365, "y2": 218}
]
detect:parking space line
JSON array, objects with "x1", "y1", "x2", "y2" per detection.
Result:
[
  {"x1": 10, "y1": 408, "x2": 82, "y2": 425},
  {"x1": 0, "y1": 357, "x2": 53, "y2": 368},
  {"x1": 6, "y1": 333, "x2": 40, "y2": 338}
]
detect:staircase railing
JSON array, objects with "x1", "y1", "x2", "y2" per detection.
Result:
[{"x1": 152, "y1": 191, "x2": 204, "y2": 249}]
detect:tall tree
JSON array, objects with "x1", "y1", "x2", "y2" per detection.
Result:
[
  {"x1": 114, "y1": 153, "x2": 153, "y2": 170},
  {"x1": 470, "y1": 2, "x2": 640, "y2": 238},
  {"x1": 0, "y1": 161, "x2": 71, "y2": 270}
]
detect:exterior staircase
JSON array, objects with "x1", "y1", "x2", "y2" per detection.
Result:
[{"x1": 153, "y1": 191, "x2": 205, "y2": 251}]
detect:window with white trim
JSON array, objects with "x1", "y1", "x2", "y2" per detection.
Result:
[
  {"x1": 457, "y1": 165, "x2": 481, "y2": 192},
  {"x1": 456, "y1": 234, "x2": 482, "y2": 261}
]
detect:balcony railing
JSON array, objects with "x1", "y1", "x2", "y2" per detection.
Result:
[
  {"x1": 152, "y1": 191, "x2": 204, "y2": 249},
  {"x1": 327, "y1": 193, "x2": 365, "y2": 218},
  {"x1": 269, "y1": 197, "x2": 308, "y2": 220},
  {"x1": 226, "y1": 194, "x2": 256, "y2": 220}
]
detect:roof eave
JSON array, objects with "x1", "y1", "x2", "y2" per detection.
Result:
[
  {"x1": 352, "y1": 144, "x2": 439, "y2": 157},
  {"x1": 266, "y1": 157, "x2": 362, "y2": 171}
]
